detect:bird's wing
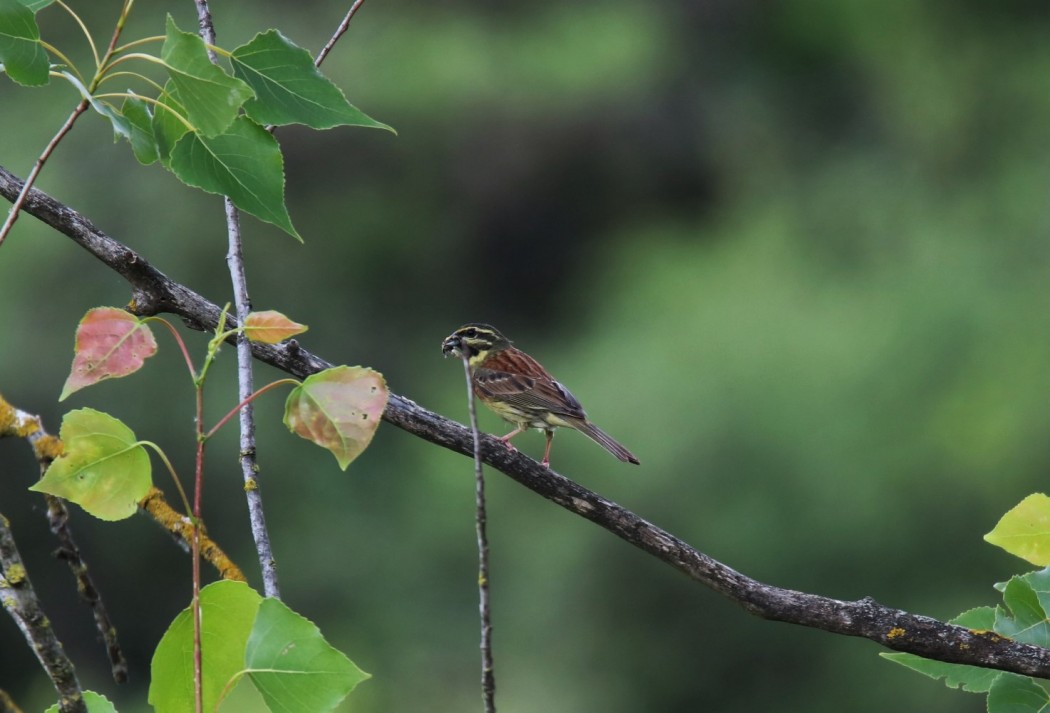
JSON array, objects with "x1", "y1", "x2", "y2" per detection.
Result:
[{"x1": 474, "y1": 367, "x2": 587, "y2": 421}]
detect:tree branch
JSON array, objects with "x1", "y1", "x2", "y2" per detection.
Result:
[
  {"x1": 2, "y1": 163, "x2": 1049, "y2": 680},
  {"x1": 0, "y1": 514, "x2": 86, "y2": 713}
]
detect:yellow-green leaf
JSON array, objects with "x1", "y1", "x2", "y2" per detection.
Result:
[
  {"x1": 985, "y1": 493, "x2": 1050, "y2": 566},
  {"x1": 30, "y1": 408, "x2": 151, "y2": 520}
]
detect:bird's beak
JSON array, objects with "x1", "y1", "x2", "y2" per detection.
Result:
[{"x1": 441, "y1": 334, "x2": 462, "y2": 358}]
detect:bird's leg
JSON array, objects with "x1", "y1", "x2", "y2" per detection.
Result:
[
  {"x1": 497, "y1": 425, "x2": 525, "y2": 452},
  {"x1": 541, "y1": 430, "x2": 554, "y2": 468}
]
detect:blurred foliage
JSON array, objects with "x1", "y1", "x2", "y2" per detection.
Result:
[{"x1": 1, "y1": 0, "x2": 1049, "y2": 711}]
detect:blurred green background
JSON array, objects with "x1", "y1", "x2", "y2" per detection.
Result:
[{"x1": 2, "y1": 0, "x2": 1049, "y2": 711}]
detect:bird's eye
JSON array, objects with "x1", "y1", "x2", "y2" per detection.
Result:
[{"x1": 464, "y1": 327, "x2": 478, "y2": 338}]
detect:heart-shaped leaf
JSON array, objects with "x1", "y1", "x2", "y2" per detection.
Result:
[
  {"x1": 246, "y1": 597, "x2": 370, "y2": 712},
  {"x1": 44, "y1": 690, "x2": 118, "y2": 713},
  {"x1": 168, "y1": 115, "x2": 300, "y2": 240},
  {"x1": 149, "y1": 580, "x2": 263, "y2": 713},
  {"x1": 160, "y1": 15, "x2": 253, "y2": 137},
  {"x1": 0, "y1": 0, "x2": 48, "y2": 86},
  {"x1": 120, "y1": 93, "x2": 160, "y2": 165},
  {"x1": 243, "y1": 310, "x2": 307, "y2": 344},
  {"x1": 985, "y1": 493, "x2": 1050, "y2": 566},
  {"x1": 230, "y1": 29, "x2": 391, "y2": 131},
  {"x1": 30, "y1": 408, "x2": 151, "y2": 520},
  {"x1": 60, "y1": 307, "x2": 157, "y2": 400},
  {"x1": 284, "y1": 366, "x2": 388, "y2": 470}
]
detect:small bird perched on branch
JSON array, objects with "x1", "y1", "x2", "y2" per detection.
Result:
[{"x1": 442, "y1": 323, "x2": 639, "y2": 467}]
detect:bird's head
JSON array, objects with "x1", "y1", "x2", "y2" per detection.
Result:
[{"x1": 441, "y1": 323, "x2": 511, "y2": 366}]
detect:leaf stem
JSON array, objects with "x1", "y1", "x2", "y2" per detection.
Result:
[
  {"x1": 204, "y1": 379, "x2": 300, "y2": 441},
  {"x1": 138, "y1": 441, "x2": 192, "y2": 517},
  {"x1": 55, "y1": 0, "x2": 99, "y2": 69},
  {"x1": 143, "y1": 316, "x2": 199, "y2": 383},
  {"x1": 39, "y1": 39, "x2": 83, "y2": 83},
  {"x1": 191, "y1": 382, "x2": 205, "y2": 713},
  {"x1": 93, "y1": 71, "x2": 166, "y2": 95}
]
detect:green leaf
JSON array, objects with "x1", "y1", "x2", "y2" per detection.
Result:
[
  {"x1": 987, "y1": 673, "x2": 1050, "y2": 713},
  {"x1": 29, "y1": 408, "x2": 151, "y2": 520},
  {"x1": 168, "y1": 115, "x2": 300, "y2": 239},
  {"x1": 880, "y1": 653, "x2": 1001, "y2": 694},
  {"x1": 152, "y1": 81, "x2": 190, "y2": 163},
  {"x1": 60, "y1": 307, "x2": 158, "y2": 400},
  {"x1": 950, "y1": 606, "x2": 997, "y2": 630},
  {"x1": 995, "y1": 576, "x2": 1050, "y2": 647},
  {"x1": 246, "y1": 597, "x2": 370, "y2": 712},
  {"x1": 985, "y1": 494, "x2": 1050, "y2": 566},
  {"x1": 1017, "y1": 568, "x2": 1050, "y2": 616},
  {"x1": 284, "y1": 366, "x2": 389, "y2": 470},
  {"x1": 17, "y1": 1, "x2": 56, "y2": 11},
  {"x1": 121, "y1": 94, "x2": 159, "y2": 165},
  {"x1": 161, "y1": 15, "x2": 253, "y2": 137},
  {"x1": 230, "y1": 29, "x2": 392, "y2": 131},
  {"x1": 44, "y1": 690, "x2": 118, "y2": 713},
  {"x1": 149, "y1": 581, "x2": 263, "y2": 713},
  {"x1": 0, "y1": 0, "x2": 49, "y2": 86}
]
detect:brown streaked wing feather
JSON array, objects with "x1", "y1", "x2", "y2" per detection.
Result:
[{"x1": 475, "y1": 348, "x2": 587, "y2": 420}]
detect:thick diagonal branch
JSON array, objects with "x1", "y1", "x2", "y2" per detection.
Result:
[{"x1": 2, "y1": 163, "x2": 1049, "y2": 679}]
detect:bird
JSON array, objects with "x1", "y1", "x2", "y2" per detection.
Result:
[{"x1": 441, "y1": 322, "x2": 639, "y2": 467}]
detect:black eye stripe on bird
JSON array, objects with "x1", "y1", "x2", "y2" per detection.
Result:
[{"x1": 442, "y1": 323, "x2": 639, "y2": 467}]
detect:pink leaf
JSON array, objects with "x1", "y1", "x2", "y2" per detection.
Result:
[
  {"x1": 60, "y1": 307, "x2": 158, "y2": 401},
  {"x1": 284, "y1": 366, "x2": 388, "y2": 470}
]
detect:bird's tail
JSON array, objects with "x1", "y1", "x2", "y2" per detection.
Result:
[{"x1": 575, "y1": 421, "x2": 640, "y2": 464}]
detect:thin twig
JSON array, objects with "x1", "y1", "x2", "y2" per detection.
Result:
[
  {"x1": 0, "y1": 515, "x2": 86, "y2": 713},
  {"x1": 45, "y1": 496, "x2": 129, "y2": 684},
  {"x1": 193, "y1": 0, "x2": 281, "y2": 600},
  {"x1": 461, "y1": 356, "x2": 496, "y2": 712},
  {"x1": 0, "y1": 0, "x2": 133, "y2": 248},
  {"x1": 316, "y1": 0, "x2": 368, "y2": 69},
  {"x1": 0, "y1": 101, "x2": 89, "y2": 247},
  {"x1": 1, "y1": 400, "x2": 128, "y2": 684},
  {"x1": 226, "y1": 202, "x2": 280, "y2": 597},
  {"x1": 6, "y1": 164, "x2": 1050, "y2": 680}
]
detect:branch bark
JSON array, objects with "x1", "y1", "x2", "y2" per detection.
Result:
[
  {"x1": 0, "y1": 514, "x2": 85, "y2": 713},
  {"x1": 2, "y1": 163, "x2": 1049, "y2": 680}
]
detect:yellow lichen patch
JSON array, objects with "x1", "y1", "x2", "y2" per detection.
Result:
[
  {"x1": 973, "y1": 630, "x2": 1004, "y2": 644},
  {"x1": 34, "y1": 434, "x2": 65, "y2": 461},
  {"x1": 0, "y1": 395, "x2": 15, "y2": 435},
  {"x1": 12, "y1": 412, "x2": 40, "y2": 439},
  {"x1": 139, "y1": 487, "x2": 246, "y2": 582},
  {"x1": 243, "y1": 477, "x2": 258, "y2": 491},
  {"x1": 887, "y1": 627, "x2": 906, "y2": 640},
  {"x1": 4, "y1": 563, "x2": 27, "y2": 585}
]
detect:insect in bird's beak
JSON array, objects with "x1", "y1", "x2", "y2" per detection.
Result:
[{"x1": 441, "y1": 334, "x2": 462, "y2": 358}]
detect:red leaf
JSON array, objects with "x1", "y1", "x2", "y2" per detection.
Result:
[{"x1": 60, "y1": 308, "x2": 158, "y2": 400}]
